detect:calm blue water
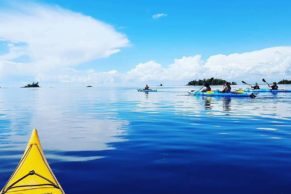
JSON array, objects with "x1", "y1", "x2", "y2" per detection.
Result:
[{"x1": 0, "y1": 86, "x2": 291, "y2": 194}]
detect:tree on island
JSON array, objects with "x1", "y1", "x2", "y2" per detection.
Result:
[
  {"x1": 278, "y1": 79, "x2": 291, "y2": 84},
  {"x1": 187, "y1": 78, "x2": 237, "y2": 86},
  {"x1": 22, "y1": 82, "x2": 40, "y2": 88}
]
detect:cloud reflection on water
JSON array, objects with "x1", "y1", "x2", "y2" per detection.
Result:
[
  {"x1": 0, "y1": 86, "x2": 291, "y2": 162},
  {"x1": 0, "y1": 88, "x2": 128, "y2": 161}
]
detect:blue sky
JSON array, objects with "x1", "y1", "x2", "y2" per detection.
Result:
[
  {"x1": 43, "y1": 0, "x2": 291, "y2": 71},
  {"x1": 36, "y1": 0, "x2": 291, "y2": 70},
  {"x1": 0, "y1": 0, "x2": 291, "y2": 85}
]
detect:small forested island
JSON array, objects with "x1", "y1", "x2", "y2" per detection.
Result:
[
  {"x1": 187, "y1": 78, "x2": 237, "y2": 86},
  {"x1": 22, "y1": 82, "x2": 40, "y2": 88},
  {"x1": 278, "y1": 79, "x2": 291, "y2": 84}
]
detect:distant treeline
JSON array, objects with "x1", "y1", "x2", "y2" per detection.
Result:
[
  {"x1": 278, "y1": 79, "x2": 291, "y2": 84},
  {"x1": 22, "y1": 82, "x2": 40, "y2": 88},
  {"x1": 187, "y1": 78, "x2": 237, "y2": 86}
]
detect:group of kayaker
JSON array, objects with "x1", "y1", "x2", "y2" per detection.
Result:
[
  {"x1": 142, "y1": 79, "x2": 279, "y2": 93},
  {"x1": 250, "y1": 82, "x2": 278, "y2": 90},
  {"x1": 199, "y1": 81, "x2": 279, "y2": 93}
]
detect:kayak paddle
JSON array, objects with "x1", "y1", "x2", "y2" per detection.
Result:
[
  {"x1": 209, "y1": 77, "x2": 214, "y2": 85},
  {"x1": 241, "y1": 81, "x2": 252, "y2": 87},
  {"x1": 249, "y1": 93, "x2": 256, "y2": 98},
  {"x1": 262, "y1": 78, "x2": 271, "y2": 87}
]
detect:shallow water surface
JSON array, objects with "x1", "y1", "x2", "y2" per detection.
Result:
[{"x1": 0, "y1": 86, "x2": 291, "y2": 194}]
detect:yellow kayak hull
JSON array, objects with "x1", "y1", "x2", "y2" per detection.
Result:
[{"x1": 1, "y1": 129, "x2": 65, "y2": 194}]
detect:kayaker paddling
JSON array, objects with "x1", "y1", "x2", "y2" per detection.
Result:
[
  {"x1": 262, "y1": 78, "x2": 279, "y2": 90},
  {"x1": 252, "y1": 83, "x2": 260, "y2": 89},
  {"x1": 190, "y1": 77, "x2": 214, "y2": 93},
  {"x1": 221, "y1": 82, "x2": 231, "y2": 93},
  {"x1": 201, "y1": 83, "x2": 211, "y2": 92},
  {"x1": 241, "y1": 81, "x2": 260, "y2": 90},
  {"x1": 144, "y1": 84, "x2": 150, "y2": 90},
  {"x1": 270, "y1": 82, "x2": 278, "y2": 90}
]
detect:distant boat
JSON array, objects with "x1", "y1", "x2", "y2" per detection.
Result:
[
  {"x1": 87, "y1": 85, "x2": 93, "y2": 88},
  {"x1": 137, "y1": 88, "x2": 157, "y2": 92}
]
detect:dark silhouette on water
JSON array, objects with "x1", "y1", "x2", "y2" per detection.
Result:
[
  {"x1": 87, "y1": 85, "x2": 93, "y2": 87},
  {"x1": 22, "y1": 82, "x2": 40, "y2": 88},
  {"x1": 144, "y1": 84, "x2": 150, "y2": 90}
]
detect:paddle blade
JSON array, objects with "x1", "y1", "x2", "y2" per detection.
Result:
[
  {"x1": 262, "y1": 78, "x2": 266, "y2": 82},
  {"x1": 209, "y1": 77, "x2": 214, "y2": 85},
  {"x1": 242, "y1": 81, "x2": 247, "y2": 84},
  {"x1": 250, "y1": 93, "x2": 256, "y2": 98},
  {"x1": 207, "y1": 77, "x2": 214, "y2": 84}
]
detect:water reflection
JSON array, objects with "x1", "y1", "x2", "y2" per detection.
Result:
[
  {"x1": 0, "y1": 86, "x2": 291, "y2": 194},
  {"x1": 132, "y1": 86, "x2": 291, "y2": 119},
  {"x1": 222, "y1": 97, "x2": 231, "y2": 111},
  {"x1": 203, "y1": 97, "x2": 212, "y2": 110},
  {"x1": 202, "y1": 97, "x2": 231, "y2": 111},
  {"x1": 0, "y1": 86, "x2": 291, "y2": 161},
  {"x1": 0, "y1": 88, "x2": 128, "y2": 161}
]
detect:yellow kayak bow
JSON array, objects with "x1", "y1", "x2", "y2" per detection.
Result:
[{"x1": 1, "y1": 129, "x2": 65, "y2": 194}]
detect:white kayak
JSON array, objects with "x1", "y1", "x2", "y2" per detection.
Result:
[{"x1": 137, "y1": 89, "x2": 157, "y2": 92}]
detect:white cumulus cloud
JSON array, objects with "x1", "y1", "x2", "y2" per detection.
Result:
[
  {"x1": 127, "y1": 61, "x2": 166, "y2": 82},
  {"x1": 27, "y1": 46, "x2": 291, "y2": 86},
  {"x1": 152, "y1": 13, "x2": 167, "y2": 20},
  {"x1": 0, "y1": 3, "x2": 129, "y2": 79},
  {"x1": 204, "y1": 47, "x2": 291, "y2": 80},
  {"x1": 126, "y1": 55, "x2": 203, "y2": 83},
  {"x1": 34, "y1": 46, "x2": 291, "y2": 86},
  {"x1": 124, "y1": 46, "x2": 291, "y2": 85}
]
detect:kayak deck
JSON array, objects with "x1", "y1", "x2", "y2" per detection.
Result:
[
  {"x1": 1, "y1": 129, "x2": 65, "y2": 194},
  {"x1": 189, "y1": 91, "x2": 255, "y2": 98},
  {"x1": 137, "y1": 89, "x2": 157, "y2": 92},
  {"x1": 243, "y1": 89, "x2": 291, "y2": 93}
]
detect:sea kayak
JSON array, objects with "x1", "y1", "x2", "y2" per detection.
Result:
[
  {"x1": 188, "y1": 90, "x2": 255, "y2": 98},
  {"x1": 137, "y1": 89, "x2": 157, "y2": 92},
  {"x1": 243, "y1": 88, "x2": 291, "y2": 93},
  {"x1": 1, "y1": 129, "x2": 65, "y2": 194}
]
